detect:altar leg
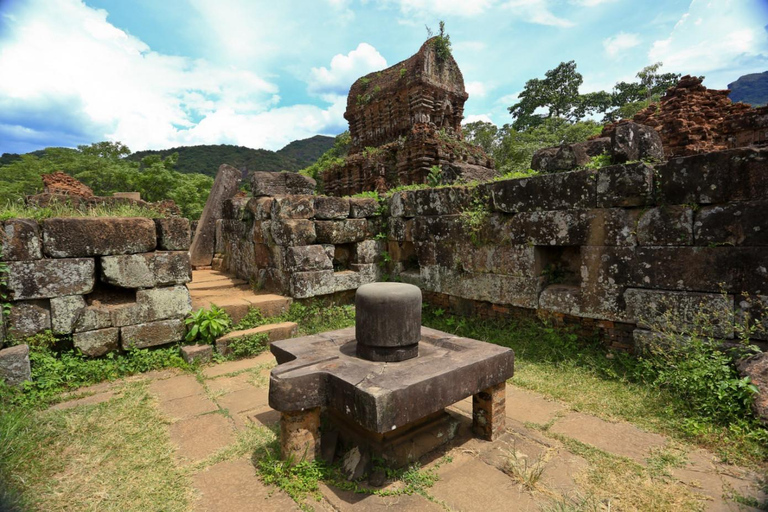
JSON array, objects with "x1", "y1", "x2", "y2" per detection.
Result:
[
  {"x1": 472, "y1": 382, "x2": 506, "y2": 441},
  {"x1": 280, "y1": 407, "x2": 321, "y2": 463}
]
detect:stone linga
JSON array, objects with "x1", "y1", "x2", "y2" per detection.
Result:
[{"x1": 322, "y1": 38, "x2": 498, "y2": 196}]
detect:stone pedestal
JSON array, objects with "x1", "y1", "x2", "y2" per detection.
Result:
[
  {"x1": 472, "y1": 382, "x2": 506, "y2": 441},
  {"x1": 280, "y1": 408, "x2": 321, "y2": 463}
]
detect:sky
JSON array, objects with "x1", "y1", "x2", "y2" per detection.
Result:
[{"x1": 0, "y1": 0, "x2": 767, "y2": 155}]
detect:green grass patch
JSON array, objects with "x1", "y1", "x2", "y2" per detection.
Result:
[
  {"x1": 235, "y1": 300, "x2": 355, "y2": 336},
  {"x1": 0, "y1": 200, "x2": 169, "y2": 221}
]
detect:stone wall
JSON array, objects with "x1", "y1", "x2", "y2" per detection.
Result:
[
  {"x1": 0, "y1": 216, "x2": 192, "y2": 357},
  {"x1": 213, "y1": 173, "x2": 382, "y2": 298},
  {"x1": 215, "y1": 146, "x2": 767, "y2": 351}
]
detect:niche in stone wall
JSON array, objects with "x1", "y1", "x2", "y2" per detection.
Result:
[
  {"x1": 86, "y1": 281, "x2": 138, "y2": 308},
  {"x1": 333, "y1": 244, "x2": 355, "y2": 272},
  {"x1": 535, "y1": 246, "x2": 582, "y2": 288}
]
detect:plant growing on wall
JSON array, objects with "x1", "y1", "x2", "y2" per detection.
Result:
[
  {"x1": 427, "y1": 165, "x2": 443, "y2": 187},
  {"x1": 426, "y1": 21, "x2": 452, "y2": 63}
]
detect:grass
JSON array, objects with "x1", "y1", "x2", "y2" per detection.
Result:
[
  {"x1": 234, "y1": 300, "x2": 355, "y2": 336},
  {"x1": 422, "y1": 307, "x2": 768, "y2": 468},
  {"x1": 0, "y1": 200, "x2": 169, "y2": 221},
  {"x1": 0, "y1": 382, "x2": 192, "y2": 512}
]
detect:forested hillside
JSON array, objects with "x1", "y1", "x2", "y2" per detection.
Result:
[
  {"x1": 126, "y1": 135, "x2": 334, "y2": 176},
  {"x1": 729, "y1": 71, "x2": 768, "y2": 106}
]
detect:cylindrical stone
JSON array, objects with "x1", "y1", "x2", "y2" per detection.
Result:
[{"x1": 355, "y1": 282, "x2": 421, "y2": 362}]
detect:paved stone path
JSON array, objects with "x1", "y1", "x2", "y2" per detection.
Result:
[{"x1": 57, "y1": 352, "x2": 767, "y2": 512}]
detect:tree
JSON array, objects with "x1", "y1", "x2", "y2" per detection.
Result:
[{"x1": 508, "y1": 61, "x2": 585, "y2": 130}]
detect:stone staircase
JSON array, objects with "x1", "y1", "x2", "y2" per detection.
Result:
[{"x1": 188, "y1": 270, "x2": 296, "y2": 346}]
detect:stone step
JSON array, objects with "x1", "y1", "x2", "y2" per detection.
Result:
[
  {"x1": 215, "y1": 322, "x2": 299, "y2": 356},
  {"x1": 191, "y1": 293, "x2": 291, "y2": 324},
  {"x1": 187, "y1": 277, "x2": 248, "y2": 291}
]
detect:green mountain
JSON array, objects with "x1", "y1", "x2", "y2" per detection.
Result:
[
  {"x1": 729, "y1": 71, "x2": 768, "y2": 107},
  {"x1": 126, "y1": 135, "x2": 335, "y2": 176}
]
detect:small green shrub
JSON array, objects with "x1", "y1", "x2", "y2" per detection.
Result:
[
  {"x1": 227, "y1": 333, "x2": 269, "y2": 359},
  {"x1": 427, "y1": 165, "x2": 443, "y2": 187},
  {"x1": 582, "y1": 152, "x2": 612, "y2": 170},
  {"x1": 459, "y1": 193, "x2": 490, "y2": 245},
  {"x1": 427, "y1": 21, "x2": 452, "y2": 63},
  {"x1": 185, "y1": 305, "x2": 231, "y2": 344}
]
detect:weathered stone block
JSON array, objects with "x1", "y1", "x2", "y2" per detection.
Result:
[
  {"x1": 7, "y1": 258, "x2": 95, "y2": 301},
  {"x1": 695, "y1": 201, "x2": 768, "y2": 246},
  {"x1": 539, "y1": 285, "x2": 582, "y2": 316},
  {"x1": 222, "y1": 196, "x2": 252, "y2": 221},
  {"x1": 353, "y1": 240, "x2": 382, "y2": 264},
  {"x1": 505, "y1": 210, "x2": 592, "y2": 246},
  {"x1": 74, "y1": 328, "x2": 120, "y2": 357},
  {"x1": 284, "y1": 245, "x2": 333, "y2": 272},
  {"x1": 636, "y1": 206, "x2": 693, "y2": 245},
  {"x1": 737, "y1": 353, "x2": 768, "y2": 424},
  {"x1": 154, "y1": 252, "x2": 192, "y2": 286},
  {"x1": 658, "y1": 148, "x2": 768, "y2": 205},
  {"x1": 252, "y1": 171, "x2": 316, "y2": 197},
  {"x1": 289, "y1": 270, "x2": 335, "y2": 299},
  {"x1": 284, "y1": 172, "x2": 317, "y2": 195},
  {"x1": 610, "y1": 121, "x2": 664, "y2": 163},
  {"x1": 272, "y1": 195, "x2": 315, "y2": 219},
  {"x1": 736, "y1": 295, "x2": 768, "y2": 341},
  {"x1": 459, "y1": 245, "x2": 535, "y2": 276},
  {"x1": 43, "y1": 217, "x2": 156, "y2": 257},
  {"x1": 314, "y1": 196, "x2": 349, "y2": 219},
  {"x1": 412, "y1": 215, "x2": 462, "y2": 243},
  {"x1": 101, "y1": 252, "x2": 190, "y2": 288},
  {"x1": 596, "y1": 163, "x2": 654, "y2": 207},
  {"x1": 181, "y1": 344, "x2": 213, "y2": 364},
  {"x1": 409, "y1": 186, "x2": 473, "y2": 216},
  {"x1": 2, "y1": 219, "x2": 42, "y2": 260},
  {"x1": 271, "y1": 220, "x2": 316, "y2": 246},
  {"x1": 585, "y1": 209, "x2": 639, "y2": 247},
  {"x1": 280, "y1": 408, "x2": 321, "y2": 462},
  {"x1": 190, "y1": 164, "x2": 241, "y2": 267},
  {"x1": 50, "y1": 295, "x2": 86, "y2": 334},
  {"x1": 314, "y1": 219, "x2": 368, "y2": 244},
  {"x1": 629, "y1": 247, "x2": 768, "y2": 294},
  {"x1": 0, "y1": 345, "x2": 31, "y2": 386},
  {"x1": 488, "y1": 169, "x2": 596, "y2": 213},
  {"x1": 531, "y1": 145, "x2": 577, "y2": 172},
  {"x1": 572, "y1": 137, "x2": 611, "y2": 164},
  {"x1": 580, "y1": 247, "x2": 636, "y2": 321},
  {"x1": 154, "y1": 217, "x2": 191, "y2": 251},
  {"x1": 349, "y1": 197, "x2": 379, "y2": 218},
  {"x1": 121, "y1": 319, "x2": 185, "y2": 349},
  {"x1": 246, "y1": 197, "x2": 274, "y2": 220},
  {"x1": 8, "y1": 300, "x2": 51, "y2": 338},
  {"x1": 252, "y1": 220, "x2": 273, "y2": 244},
  {"x1": 388, "y1": 217, "x2": 414, "y2": 242},
  {"x1": 334, "y1": 265, "x2": 378, "y2": 291},
  {"x1": 625, "y1": 288, "x2": 734, "y2": 338},
  {"x1": 74, "y1": 305, "x2": 112, "y2": 333},
  {"x1": 111, "y1": 285, "x2": 191, "y2": 326},
  {"x1": 389, "y1": 191, "x2": 417, "y2": 218}
]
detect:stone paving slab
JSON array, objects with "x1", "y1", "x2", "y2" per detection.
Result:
[
  {"x1": 429, "y1": 453, "x2": 540, "y2": 512},
  {"x1": 169, "y1": 413, "x2": 236, "y2": 464},
  {"x1": 150, "y1": 374, "x2": 205, "y2": 402},
  {"x1": 233, "y1": 406, "x2": 280, "y2": 430},
  {"x1": 51, "y1": 390, "x2": 115, "y2": 410},
  {"x1": 205, "y1": 373, "x2": 255, "y2": 394},
  {"x1": 158, "y1": 394, "x2": 219, "y2": 421},
  {"x1": 549, "y1": 411, "x2": 667, "y2": 462},
  {"x1": 192, "y1": 458, "x2": 300, "y2": 511},
  {"x1": 203, "y1": 352, "x2": 274, "y2": 378},
  {"x1": 216, "y1": 386, "x2": 269, "y2": 415},
  {"x1": 506, "y1": 386, "x2": 565, "y2": 425},
  {"x1": 318, "y1": 482, "x2": 443, "y2": 511}
]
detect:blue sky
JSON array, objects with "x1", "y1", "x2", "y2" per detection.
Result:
[{"x1": 1, "y1": 0, "x2": 767, "y2": 154}]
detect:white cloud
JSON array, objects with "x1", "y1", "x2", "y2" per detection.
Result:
[
  {"x1": 466, "y1": 81, "x2": 488, "y2": 99},
  {"x1": 501, "y1": 0, "x2": 574, "y2": 27},
  {"x1": 570, "y1": 0, "x2": 617, "y2": 6},
  {"x1": 648, "y1": 0, "x2": 768, "y2": 85},
  {"x1": 463, "y1": 114, "x2": 494, "y2": 124},
  {"x1": 393, "y1": 0, "x2": 496, "y2": 17},
  {"x1": 309, "y1": 43, "x2": 388, "y2": 98},
  {"x1": 0, "y1": 0, "x2": 346, "y2": 152},
  {"x1": 603, "y1": 32, "x2": 641, "y2": 57}
]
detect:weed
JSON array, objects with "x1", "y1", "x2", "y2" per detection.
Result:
[
  {"x1": 459, "y1": 191, "x2": 490, "y2": 245},
  {"x1": 504, "y1": 446, "x2": 545, "y2": 490},
  {"x1": 582, "y1": 152, "x2": 612, "y2": 170},
  {"x1": 185, "y1": 305, "x2": 231, "y2": 344},
  {"x1": 227, "y1": 333, "x2": 269, "y2": 359},
  {"x1": 0, "y1": 200, "x2": 169, "y2": 221},
  {"x1": 427, "y1": 165, "x2": 443, "y2": 187}
]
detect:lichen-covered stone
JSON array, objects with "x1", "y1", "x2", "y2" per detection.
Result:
[
  {"x1": 505, "y1": 210, "x2": 592, "y2": 246},
  {"x1": 8, "y1": 300, "x2": 51, "y2": 338},
  {"x1": 694, "y1": 201, "x2": 768, "y2": 246},
  {"x1": 610, "y1": 121, "x2": 664, "y2": 163},
  {"x1": 121, "y1": 319, "x2": 185, "y2": 349},
  {"x1": 272, "y1": 195, "x2": 315, "y2": 219},
  {"x1": 580, "y1": 246, "x2": 636, "y2": 321},
  {"x1": 636, "y1": 206, "x2": 693, "y2": 245},
  {"x1": 73, "y1": 305, "x2": 112, "y2": 333},
  {"x1": 7, "y1": 258, "x2": 95, "y2": 300},
  {"x1": 0, "y1": 345, "x2": 31, "y2": 386},
  {"x1": 73, "y1": 328, "x2": 120, "y2": 357},
  {"x1": 246, "y1": 197, "x2": 274, "y2": 220},
  {"x1": 111, "y1": 285, "x2": 192, "y2": 326},
  {"x1": 737, "y1": 352, "x2": 768, "y2": 425},
  {"x1": 2, "y1": 219, "x2": 42, "y2": 260},
  {"x1": 488, "y1": 169, "x2": 596, "y2": 213},
  {"x1": 190, "y1": 164, "x2": 241, "y2": 267},
  {"x1": 596, "y1": 163, "x2": 654, "y2": 207},
  {"x1": 289, "y1": 270, "x2": 335, "y2": 299},
  {"x1": 408, "y1": 187, "x2": 473, "y2": 216},
  {"x1": 315, "y1": 219, "x2": 368, "y2": 244},
  {"x1": 349, "y1": 197, "x2": 378, "y2": 218},
  {"x1": 412, "y1": 215, "x2": 462, "y2": 243},
  {"x1": 459, "y1": 245, "x2": 535, "y2": 276},
  {"x1": 284, "y1": 245, "x2": 333, "y2": 272},
  {"x1": 101, "y1": 252, "x2": 190, "y2": 288},
  {"x1": 222, "y1": 196, "x2": 252, "y2": 221},
  {"x1": 314, "y1": 196, "x2": 349, "y2": 219},
  {"x1": 353, "y1": 240, "x2": 382, "y2": 265},
  {"x1": 531, "y1": 145, "x2": 577, "y2": 172},
  {"x1": 251, "y1": 171, "x2": 316, "y2": 197},
  {"x1": 181, "y1": 344, "x2": 213, "y2": 364},
  {"x1": 271, "y1": 220, "x2": 316, "y2": 246},
  {"x1": 154, "y1": 217, "x2": 191, "y2": 251},
  {"x1": 43, "y1": 217, "x2": 157, "y2": 257},
  {"x1": 624, "y1": 288, "x2": 734, "y2": 338},
  {"x1": 539, "y1": 285, "x2": 582, "y2": 316},
  {"x1": 50, "y1": 295, "x2": 86, "y2": 334}
]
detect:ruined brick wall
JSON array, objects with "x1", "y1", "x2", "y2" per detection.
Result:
[
  {"x1": 0, "y1": 216, "x2": 192, "y2": 356},
  {"x1": 603, "y1": 76, "x2": 768, "y2": 158}
]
